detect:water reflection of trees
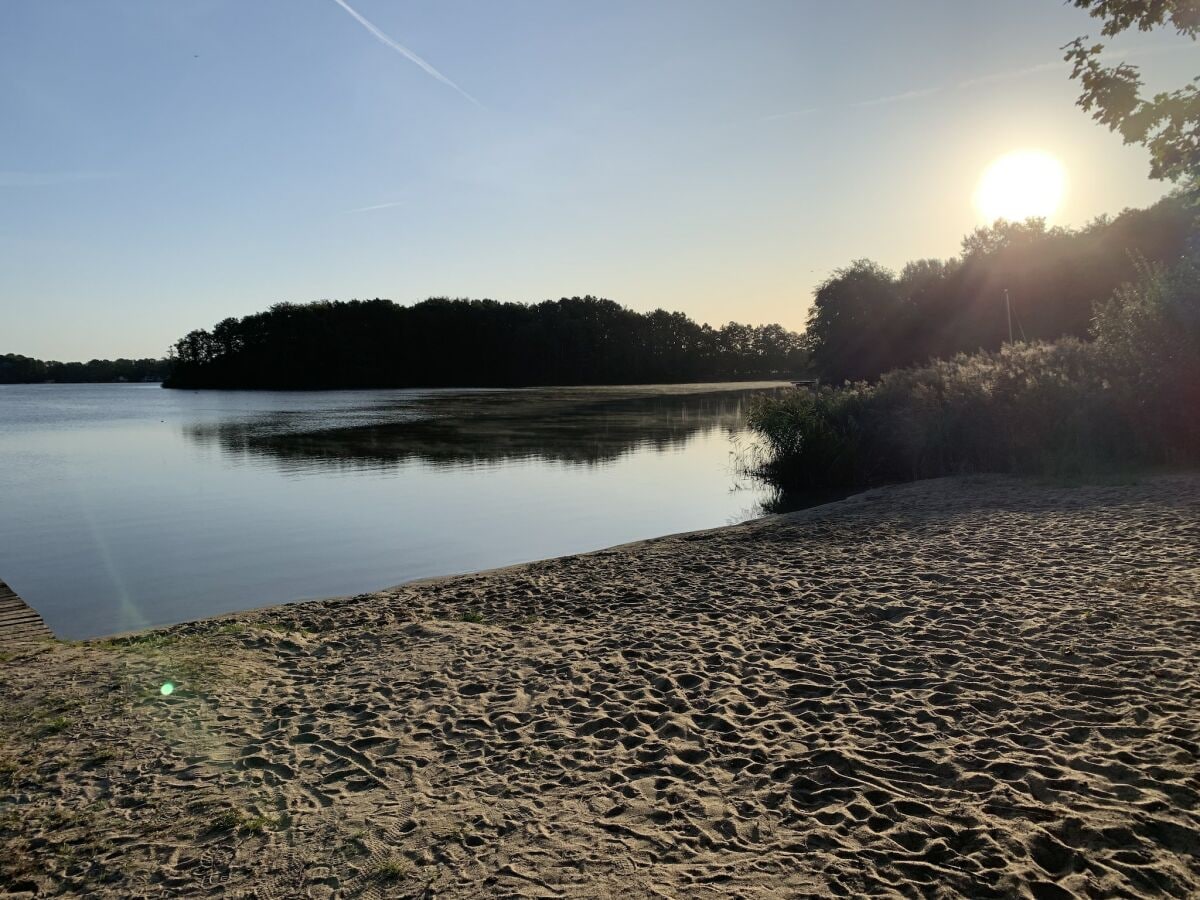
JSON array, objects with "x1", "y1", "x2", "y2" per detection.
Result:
[{"x1": 183, "y1": 386, "x2": 789, "y2": 472}]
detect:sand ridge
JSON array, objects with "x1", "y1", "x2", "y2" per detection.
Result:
[{"x1": 1, "y1": 474, "x2": 1198, "y2": 897}]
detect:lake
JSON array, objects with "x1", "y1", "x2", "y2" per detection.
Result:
[{"x1": 0, "y1": 382, "x2": 793, "y2": 639}]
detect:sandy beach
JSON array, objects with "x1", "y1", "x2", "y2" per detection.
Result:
[{"x1": 1, "y1": 474, "x2": 1197, "y2": 898}]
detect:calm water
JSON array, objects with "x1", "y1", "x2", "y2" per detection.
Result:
[{"x1": 0, "y1": 382, "x2": 790, "y2": 639}]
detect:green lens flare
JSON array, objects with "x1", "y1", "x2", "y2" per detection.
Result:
[{"x1": 160, "y1": 682, "x2": 175, "y2": 696}]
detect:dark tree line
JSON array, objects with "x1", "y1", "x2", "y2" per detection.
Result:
[
  {"x1": 805, "y1": 191, "x2": 1197, "y2": 383},
  {"x1": 164, "y1": 296, "x2": 808, "y2": 389},
  {"x1": 0, "y1": 354, "x2": 168, "y2": 385}
]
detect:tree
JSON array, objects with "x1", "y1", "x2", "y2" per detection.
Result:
[
  {"x1": 798, "y1": 191, "x2": 1196, "y2": 384},
  {"x1": 804, "y1": 260, "x2": 906, "y2": 384},
  {"x1": 1064, "y1": 0, "x2": 1200, "y2": 182}
]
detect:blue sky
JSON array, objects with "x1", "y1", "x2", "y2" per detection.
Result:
[{"x1": 2, "y1": 0, "x2": 1194, "y2": 360}]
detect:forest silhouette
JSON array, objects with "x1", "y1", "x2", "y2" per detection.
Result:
[
  {"x1": 0, "y1": 355, "x2": 166, "y2": 385},
  {"x1": 164, "y1": 296, "x2": 806, "y2": 389}
]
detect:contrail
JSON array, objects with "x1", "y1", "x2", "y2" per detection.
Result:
[
  {"x1": 957, "y1": 43, "x2": 1189, "y2": 90},
  {"x1": 760, "y1": 87, "x2": 940, "y2": 123},
  {"x1": 850, "y1": 86, "x2": 942, "y2": 109},
  {"x1": 761, "y1": 41, "x2": 1191, "y2": 124},
  {"x1": 330, "y1": 0, "x2": 480, "y2": 106},
  {"x1": 344, "y1": 200, "x2": 404, "y2": 214},
  {"x1": 957, "y1": 61, "x2": 1060, "y2": 89},
  {"x1": 0, "y1": 171, "x2": 115, "y2": 187}
]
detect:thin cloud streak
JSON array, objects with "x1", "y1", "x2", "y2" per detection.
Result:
[
  {"x1": 957, "y1": 42, "x2": 1190, "y2": 89},
  {"x1": 850, "y1": 86, "x2": 942, "y2": 108},
  {"x1": 761, "y1": 41, "x2": 1191, "y2": 123},
  {"x1": 957, "y1": 61, "x2": 1061, "y2": 89},
  {"x1": 760, "y1": 84, "x2": 946, "y2": 123},
  {"x1": 344, "y1": 200, "x2": 404, "y2": 213},
  {"x1": 331, "y1": 0, "x2": 480, "y2": 106},
  {"x1": 0, "y1": 171, "x2": 115, "y2": 187}
]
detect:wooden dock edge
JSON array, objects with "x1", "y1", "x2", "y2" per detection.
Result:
[{"x1": 0, "y1": 580, "x2": 54, "y2": 650}]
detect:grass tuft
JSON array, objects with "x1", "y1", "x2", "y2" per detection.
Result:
[
  {"x1": 39, "y1": 716, "x2": 70, "y2": 736},
  {"x1": 370, "y1": 856, "x2": 410, "y2": 881},
  {"x1": 210, "y1": 809, "x2": 279, "y2": 836},
  {"x1": 97, "y1": 631, "x2": 180, "y2": 651}
]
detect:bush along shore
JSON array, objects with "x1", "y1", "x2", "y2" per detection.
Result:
[{"x1": 748, "y1": 253, "x2": 1200, "y2": 490}]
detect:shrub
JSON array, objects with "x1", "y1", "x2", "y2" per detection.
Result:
[{"x1": 749, "y1": 254, "x2": 1200, "y2": 489}]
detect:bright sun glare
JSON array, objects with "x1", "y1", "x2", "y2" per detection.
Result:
[{"x1": 974, "y1": 150, "x2": 1066, "y2": 223}]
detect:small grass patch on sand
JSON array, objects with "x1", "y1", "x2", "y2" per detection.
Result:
[
  {"x1": 460, "y1": 610, "x2": 486, "y2": 624},
  {"x1": 211, "y1": 809, "x2": 279, "y2": 836},
  {"x1": 84, "y1": 749, "x2": 117, "y2": 768},
  {"x1": 98, "y1": 631, "x2": 181, "y2": 651},
  {"x1": 1, "y1": 693, "x2": 82, "y2": 737},
  {"x1": 211, "y1": 620, "x2": 314, "y2": 637},
  {"x1": 342, "y1": 828, "x2": 370, "y2": 856},
  {"x1": 370, "y1": 856, "x2": 410, "y2": 881},
  {"x1": 253, "y1": 621, "x2": 310, "y2": 636},
  {"x1": 38, "y1": 716, "x2": 70, "y2": 736},
  {"x1": 239, "y1": 815, "x2": 277, "y2": 835}
]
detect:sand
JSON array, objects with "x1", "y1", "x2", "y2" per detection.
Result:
[{"x1": 1, "y1": 474, "x2": 1197, "y2": 898}]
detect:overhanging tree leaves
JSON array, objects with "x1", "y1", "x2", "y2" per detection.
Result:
[{"x1": 1064, "y1": 0, "x2": 1200, "y2": 182}]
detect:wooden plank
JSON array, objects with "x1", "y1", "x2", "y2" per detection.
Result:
[{"x1": 0, "y1": 580, "x2": 53, "y2": 650}]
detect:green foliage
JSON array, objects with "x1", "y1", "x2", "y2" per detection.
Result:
[
  {"x1": 750, "y1": 254, "x2": 1200, "y2": 489},
  {"x1": 1070, "y1": 0, "x2": 1199, "y2": 35},
  {"x1": 1091, "y1": 254, "x2": 1200, "y2": 453},
  {"x1": 459, "y1": 610, "x2": 486, "y2": 624},
  {"x1": 802, "y1": 194, "x2": 1196, "y2": 385},
  {"x1": 1065, "y1": 1, "x2": 1199, "y2": 182},
  {"x1": 164, "y1": 296, "x2": 808, "y2": 389}
]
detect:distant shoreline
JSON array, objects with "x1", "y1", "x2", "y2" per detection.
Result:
[
  {"x1": 1, "y1": 377, "x2": 785, "y2": 392},
  {"x1": 158, "y1": 376, "x2": 796, "y2": 393},
  {"x1": 0, "y1": 379, "x2": 162, "y2": 386}
]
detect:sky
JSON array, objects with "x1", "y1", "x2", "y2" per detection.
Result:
[{"x1": 1, "y1": 0, "x2": 1195, "y2": 361}]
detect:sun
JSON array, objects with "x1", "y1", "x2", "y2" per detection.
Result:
[{"x1": 974, "y1": 150, "x2": 1066, "y2": 223}]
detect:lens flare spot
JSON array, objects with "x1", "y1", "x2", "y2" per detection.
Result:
[{"x1": 160, "y1": 681, "x2": 175, "y2": 696}]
